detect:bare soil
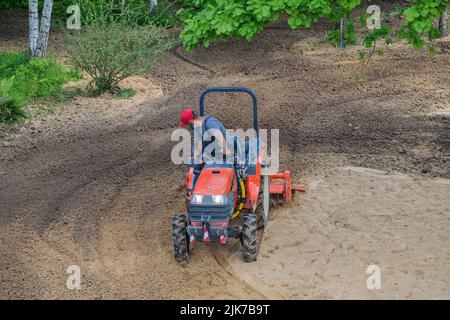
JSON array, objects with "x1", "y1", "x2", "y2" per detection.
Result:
[{"x1": 0, "y1": 10, "x2": 449, "y2": 299}]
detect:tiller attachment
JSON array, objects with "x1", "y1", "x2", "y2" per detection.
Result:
[{"x1": 268, "y1": 170, "x2": 305, "y2": 205}]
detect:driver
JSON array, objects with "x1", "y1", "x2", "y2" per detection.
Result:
[
  {"x1": 180, "y1": 108, "x2": 232, "y2": 160},
  {"x1": 180, "y1": 108, "x2": 233, "y2": 187}
]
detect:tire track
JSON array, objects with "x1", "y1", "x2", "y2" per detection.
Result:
[
  {"x1": 172, "y1": 46, "x2": 216, "y2": 75},
  {"x1": 212, "y1": 249, "x2": 286, "y2": 300}
]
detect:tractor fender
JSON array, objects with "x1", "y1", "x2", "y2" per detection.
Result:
[
  {"x1": 186, "y1": 167, "x2": 194, "y2": 190},
  {"x1": 246, "y1": 176, "x2": 260, "y2": 211},
  {"x1": 246, "y1": 154, "x2": 262, "y2": 212}
]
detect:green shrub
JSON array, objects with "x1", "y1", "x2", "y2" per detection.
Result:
[
  {"x1": 1, "y1": 0, "x2": 178, "y2": 28},
  {"x1": 0, "y1": 96, "x2": 27, "y2": 123},
  {"x1": 327, "y1": 19, "x2": 357, "y2": 47},
  {"x1": 117, "y1": 88, "x2": 136, "y2": 99},
  {"x1": 0, "y1": 0, "x2": 27, "y2": 11},
  {"x1": 66, "y1": 21, "x2": 176, "y2": 95},
  {"x1": 148, "y1": 4, "x2": 179, "y2": 28},
  {"x1": 0, "y1": 52, "x2": 81, "y2": 123},
  {"x1": 0, "y1": 51, "x2": 29, "y2": 79},
  {"x1": 77, "y1": 0, "x2": 178, "y2": 28},
  {"x1": 4, "y1": 58, "x2": 80, "y2": 104}
]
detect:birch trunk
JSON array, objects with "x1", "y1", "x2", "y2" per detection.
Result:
[
  {"x1": 336, "y1": 18, "x2": 346, "y2": 49},
  {"x1": 28, "y1": 0, "x2": 39, "y2": 57},
  {"x1": 439, "y1": 6, "x2": 448, "y2": 37},
  {"x1": 35, "y1": 0, "x2": 53, "y2": 58},
  {"x1": 150, "y1": 0, "x2": 157, "y2": 13}
]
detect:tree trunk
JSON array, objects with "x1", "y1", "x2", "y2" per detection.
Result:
[
  {"x1": 336, "y1": 17, "x2": 346, "y2": 49},
  {"x1": 35, "y1": 0, "x2": 53, "y2": 58},
  {"x1": 439, "y1": 6, "x2": 448, "y2": 37},
  {"x1": 28, "y1": 0, "x2": 39, "y2": 57},
  {"x1": 150, "y1": 0, "x2": 157, "y2": 13}
]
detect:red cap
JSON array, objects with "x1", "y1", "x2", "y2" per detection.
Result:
[{"x1": 180, "y1": 108, "x2": 195, "y2": 127}]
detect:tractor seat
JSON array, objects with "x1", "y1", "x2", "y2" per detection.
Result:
[
  {"x1": 232, "y1": 136, "x2": 258, "y2": 176},
  {"x1": 191, "y1": 137, "x2": 259, "y2": 176}
]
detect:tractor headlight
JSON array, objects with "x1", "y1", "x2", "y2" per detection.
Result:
[
  {"x1": 212, "y1": 194, "x2": 226, "y2": 204},
  {"x1": 192, "y1": 194, "x2": 204, "y2": 204}
]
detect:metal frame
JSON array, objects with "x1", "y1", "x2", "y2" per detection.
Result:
[{"x1": 199, "y1": 87, "x2": 259, "y2": 134}]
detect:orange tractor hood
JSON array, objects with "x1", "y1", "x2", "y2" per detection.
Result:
[{"x1": 193, "y1": 167, "x2": 235, "y2": 195}]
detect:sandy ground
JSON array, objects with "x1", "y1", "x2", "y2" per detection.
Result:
[
  {"x1": 229, "y1": 166, "x2": 450, "y2": 299},
  {"x1": 0, "y1": 8, "x2": 449, "y2": 299}
]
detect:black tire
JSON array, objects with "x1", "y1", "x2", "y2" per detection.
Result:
[
  {"x1": 242, "y1": 214, "x2": 258, "y2": 262},
  {"x1": 254, "y1": 186, "x2": 265, "y2": 229},
  {"x1": 172, "y1": 214, "x2": 189, "y2": 262}
]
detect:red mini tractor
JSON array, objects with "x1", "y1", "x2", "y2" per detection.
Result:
[{"x1": 172, "y1": 87, "x2": 304, "y2": 262}]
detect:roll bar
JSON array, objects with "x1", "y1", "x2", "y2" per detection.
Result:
[{"x1": 199, "y1": 87, "x2": 258, "y2": 133}]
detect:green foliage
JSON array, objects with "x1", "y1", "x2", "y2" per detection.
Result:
[
  {"x1": 66, "y1": 19, "x2": 176, "y2": 95},
  {"x1": 0, "y1": 0, "x2": 74, "y2": 22},
  {"x1": 149, "y1": 2, "x2": 179, "y2": 28},
  {"x1": 176, "y1": 0, "x2": 449, "y2": 52},
  {"x1": 0, "y1": 52, "x2": 80, "y2": 123},
  {"x1": 327, "y1": 19, "x2": 357, "y2": 47},
  {"x1": 2, "y1": 59, "x2": 77, "y2": 106},
  {"x1": 0, "y1": 0, "x2": 178, "y2": 28},
  {"x1": 362, "y1": 24, "x2": 391, "y2": 48},
  {"x1": 0, "y1": 97, "x2": 27, "y2": 123},
  {"x1": 0, "y1": 0, "x2": 27, "y2": 11},
  {"x1": 354, "y1": 20, "x2": 391, "y2": 79},
  {"x1": 53, "y1": 0, "x2": 77, "y2": 21},
  {"x1": 398, "y1": 0, "x2": 450, "y2": 48},
  {"x1": 177, "y1": 0, "x2": 362, "y2": 51},
  {"x1": 13, "y1": 58, "x2": 80, "y2": 102},
  {"x1": 117, "y1": 88, "x2": 136, "y2": 99},
  {"x1": 76, "y1": 0, "x2": 178, "y2": 28},
  {"x1": 357, "y1": 0, "x2": 448, "y2": 78},
  {"x1": 0, "y1": 51, "x2": 29, "y2": 79}
]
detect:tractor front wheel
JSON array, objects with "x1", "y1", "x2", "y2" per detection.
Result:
[
  {"x1": 242, "y1": 214, "x2": 258, "y2": 262},
  {"x1": 172, "y1": 214, "x2": 189, "y2": 262},
  {"x1": 254, "y1": 184, "x2": 267, "y2": 229}
]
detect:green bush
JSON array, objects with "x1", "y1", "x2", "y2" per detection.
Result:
[
  {"x1": 117, "y1": 88, "x2": 136, "y2": 99},
  {"x1": 148, "y1": 3, "x2": 179, "y2": 28},
  {"x1": 0, "y1": 52, "x2": 80, "y2": 123},
  {"x1": 327, "y1": 19, "x2": 357, "y2": 47},
  {"x1": 0, "y1": 0, "x2": 178, "y2": 28},
  {"x1": 1, "y1": 58, "x2": 80, "y2": 105},
  {"x1": 76, "y1": 0, "x2": 178, "y2": 28},
  {"x1": 0, "y1": 0, "x2": 27, "y2": 11},
  {"x1": 0, "y1": 51, "x2": 29, "y2": 79},
  {"x1": 0, "y1": 97, "x2": 27, "y2": 123},
  {"x1": 66, "y1": 21, "x2": 176, "y2": 95},
  {"x1": 0, "y1": 0, "x2": 74, "y2": 21}
]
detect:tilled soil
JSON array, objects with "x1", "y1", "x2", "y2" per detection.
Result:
[{"x1": 0, "y1": 12, "x2": 449, "y2": 299}]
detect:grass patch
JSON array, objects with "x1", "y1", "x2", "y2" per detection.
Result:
[
  {"x1": 0, "y1": 97, "x2": 27, "y2": 122},
  {"x1": 116, "y1": 88, "x2": 136, "y2": 99},
  {"x1": 0, "y1": 51, "x2": 81, "y2": 123},
  {"x1": 0, "y1": 51, "x2": 29, "y2": 79}
]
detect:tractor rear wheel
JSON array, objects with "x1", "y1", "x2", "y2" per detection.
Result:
[
  {"x1": 242, "y1": 214, "x2": 258, "y2": 262},
  {"x1": 172, "y1": 214, "x2": 189, "y2": 262}
]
